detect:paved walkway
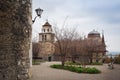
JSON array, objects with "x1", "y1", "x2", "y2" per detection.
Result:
[{"x1": 30, "y1": 62, "x2": 120, "y2": 80}]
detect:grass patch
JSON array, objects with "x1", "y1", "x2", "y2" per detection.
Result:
[
  {"x1": 32, "y1": 59, "x2": 43, "y2": 65},
  {"x1": 50, "y1": 64, "x2": 101, "y2": 74}
]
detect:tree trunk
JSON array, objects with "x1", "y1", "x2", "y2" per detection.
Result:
[
  {"x1": 61, "y1": 56, "x2": 65, "y2": 66},
  {"x1": 62, "y1": 60, "x2": 65, "y2": 66},
  {"x1": 0, "y1": 0, "x2": 32, "y2": 80}
]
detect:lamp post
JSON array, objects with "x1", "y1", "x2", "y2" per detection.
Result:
[
  {"x1": 30, "y1": 8, "x2": 43, "y2": 67},
  {"x1": 32, "y1": 8, "x2": 43, "y2": 23}
]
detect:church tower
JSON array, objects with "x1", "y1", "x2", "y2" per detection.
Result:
[
  {"x1": 38, "y1": 21, "x2": 55, "y2": 61},
  {"x1": 39, "y1": 21, "x2": 54, "y2": 42}
]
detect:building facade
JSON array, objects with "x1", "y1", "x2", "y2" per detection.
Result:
[
  {"x1": 53, "y1": 30, "x2": 106, "y2": 63},
  {"x1": 38, "y1": 21, "x2": 55, "y2": 61}
]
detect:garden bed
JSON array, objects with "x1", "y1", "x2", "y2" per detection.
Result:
[{"x1": 50, "y1": 64, "x2": 101, "y2": 74}]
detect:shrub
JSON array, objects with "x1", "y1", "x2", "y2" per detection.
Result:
[
  {"x1": 76, "y1": 67, "x2": 85, "y2": 73},
  {"x1": 50, "y1": 64, "x2": 101, "y2": 74},
  {"x1": 65, "y1": 61, "x2": 81, "y2": 65},
  {"x1": 68, "y1": 66, "x2": 77, "y2": 72},
  {"x1": 50, "y1": 64, "x2": 63, "y2": 69},
  {"x1": 85, "y1": 67, "x2": 101, "y2": 74},
  {"x1": 64, "y1": 66, "x2": 70, "y2": 70}
]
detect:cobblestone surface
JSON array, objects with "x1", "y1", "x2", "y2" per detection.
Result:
[{"x1": 30, "y1": 62, "x2": 120, "y2": 80}]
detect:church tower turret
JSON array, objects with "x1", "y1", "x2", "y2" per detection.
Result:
[
  {"x1": 42, "y1": 21, "x2": 52, "y2": 33},
  {"x1": 38, "y1": 21, "x2": 55, "y2": 61},
  {"x1": 39, "y1": 21, "x2": 55, "y2": 42}
]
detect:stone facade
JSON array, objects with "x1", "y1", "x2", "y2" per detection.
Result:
[{"x1": 0, "y1": 0, "x2": 32, "y2": 80}]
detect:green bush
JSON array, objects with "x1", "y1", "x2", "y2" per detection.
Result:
[
  {"x1": 85, "y1": 67, "x2": 101, "y2": 74},
  {"x1": 76, "y1": 67, "x2": 85, "y2": 73},
  {"x1": 64, "y1": 66, "x2": 70, "y2": 70},
  {"x1": 68, "y1": 66, "x2": 77, "y2": 72},
  {"x1": 50, "y1": 64, "x2": 101, "y2": 74},
  {"x1": 50, "y1": 64, "x2": 63, "y2": 69},
  {"x1": 65, "y1": 61, "x2": 81, "y2": 66}
]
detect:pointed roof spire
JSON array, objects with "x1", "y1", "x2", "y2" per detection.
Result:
[
  {"x1": 43, "y1": 19, "x2": 51, "y2": 27},
  {"x1": 102, "y1": 30, "x2": 105, "y2": 45}
]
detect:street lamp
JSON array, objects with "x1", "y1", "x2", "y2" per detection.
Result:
[
  {"x1": 32, "y1": 8, "x2": 43, "y2": 23},
  {"x1": 30, "y1": 8, "x2": 43, "y2": 67}
]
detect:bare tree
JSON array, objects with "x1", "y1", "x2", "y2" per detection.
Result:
[
  {"x1": 68, "y1": 34, "x2": 82, "y2": 63},
  {"x1": 32, "y1": 42, "x2": 41, "y2": 59},
  {"x1": 71, "y1": 37, "x2": 89, "y2": 67},
  {"x1": 32, "y1": 34, "x2": 42, "y2": 59},
  {"x1": 54, "y1": 26, "x2": 78, "y2": 66}
]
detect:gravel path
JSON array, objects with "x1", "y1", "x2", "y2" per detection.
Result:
[{"x1": 30, "y1": 61, "x2": 120, "y2": 80}]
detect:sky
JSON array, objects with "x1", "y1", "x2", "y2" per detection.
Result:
[{"x1": 32, "y1": 0, "x2": 120, "y2": 53}]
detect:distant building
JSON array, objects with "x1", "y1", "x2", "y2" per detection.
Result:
[
  {"x1": 38, "y1": 21, "x2": 55, "y2": 61},
  {"x1": 53, "y1": 29, "x2": 107, "y2": 63},
  {"x1": 36, "y1": 21, "x2": 106, "y2": 63},
  {"x1": 87, "y1": 30, "x2": 106, "y2": 63}
]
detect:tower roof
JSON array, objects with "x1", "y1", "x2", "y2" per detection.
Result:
[
  {"x1": 88, "y1": 30, "x2": 100, "y2": 35},
  {"x1": 88, "y1": 30, "x2": 100, "y2": 38},
  {"x1": 43, "y1": 21, "x2": 51, "y2": 27}
]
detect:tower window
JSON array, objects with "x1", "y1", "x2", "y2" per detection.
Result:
[
  {"x1": 47, "y1": 29, "x2": 49, "y2": 32},
  {"x1": 44, "y1": 29, "x2": 45, "y2": 32}
]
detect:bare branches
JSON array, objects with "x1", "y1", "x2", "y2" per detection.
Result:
[
  {"x1": 32, "y1": 42, "x2": 41, "y2": 59},
  {"x1": 53, "y1": 25, "x2": 80, "y2": 66}
]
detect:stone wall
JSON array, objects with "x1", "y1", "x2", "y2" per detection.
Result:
[{"x1": 0, "y1": 0, "x2": 32, "y2": 80}]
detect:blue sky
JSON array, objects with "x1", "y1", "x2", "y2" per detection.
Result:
[{"x1": 32, "y1": 0, "x2": 120, "y2": 52}]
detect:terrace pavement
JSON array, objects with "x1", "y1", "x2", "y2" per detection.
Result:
[{"x1": 30, "y1": 61, "x2": 120, "y2": 80}]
